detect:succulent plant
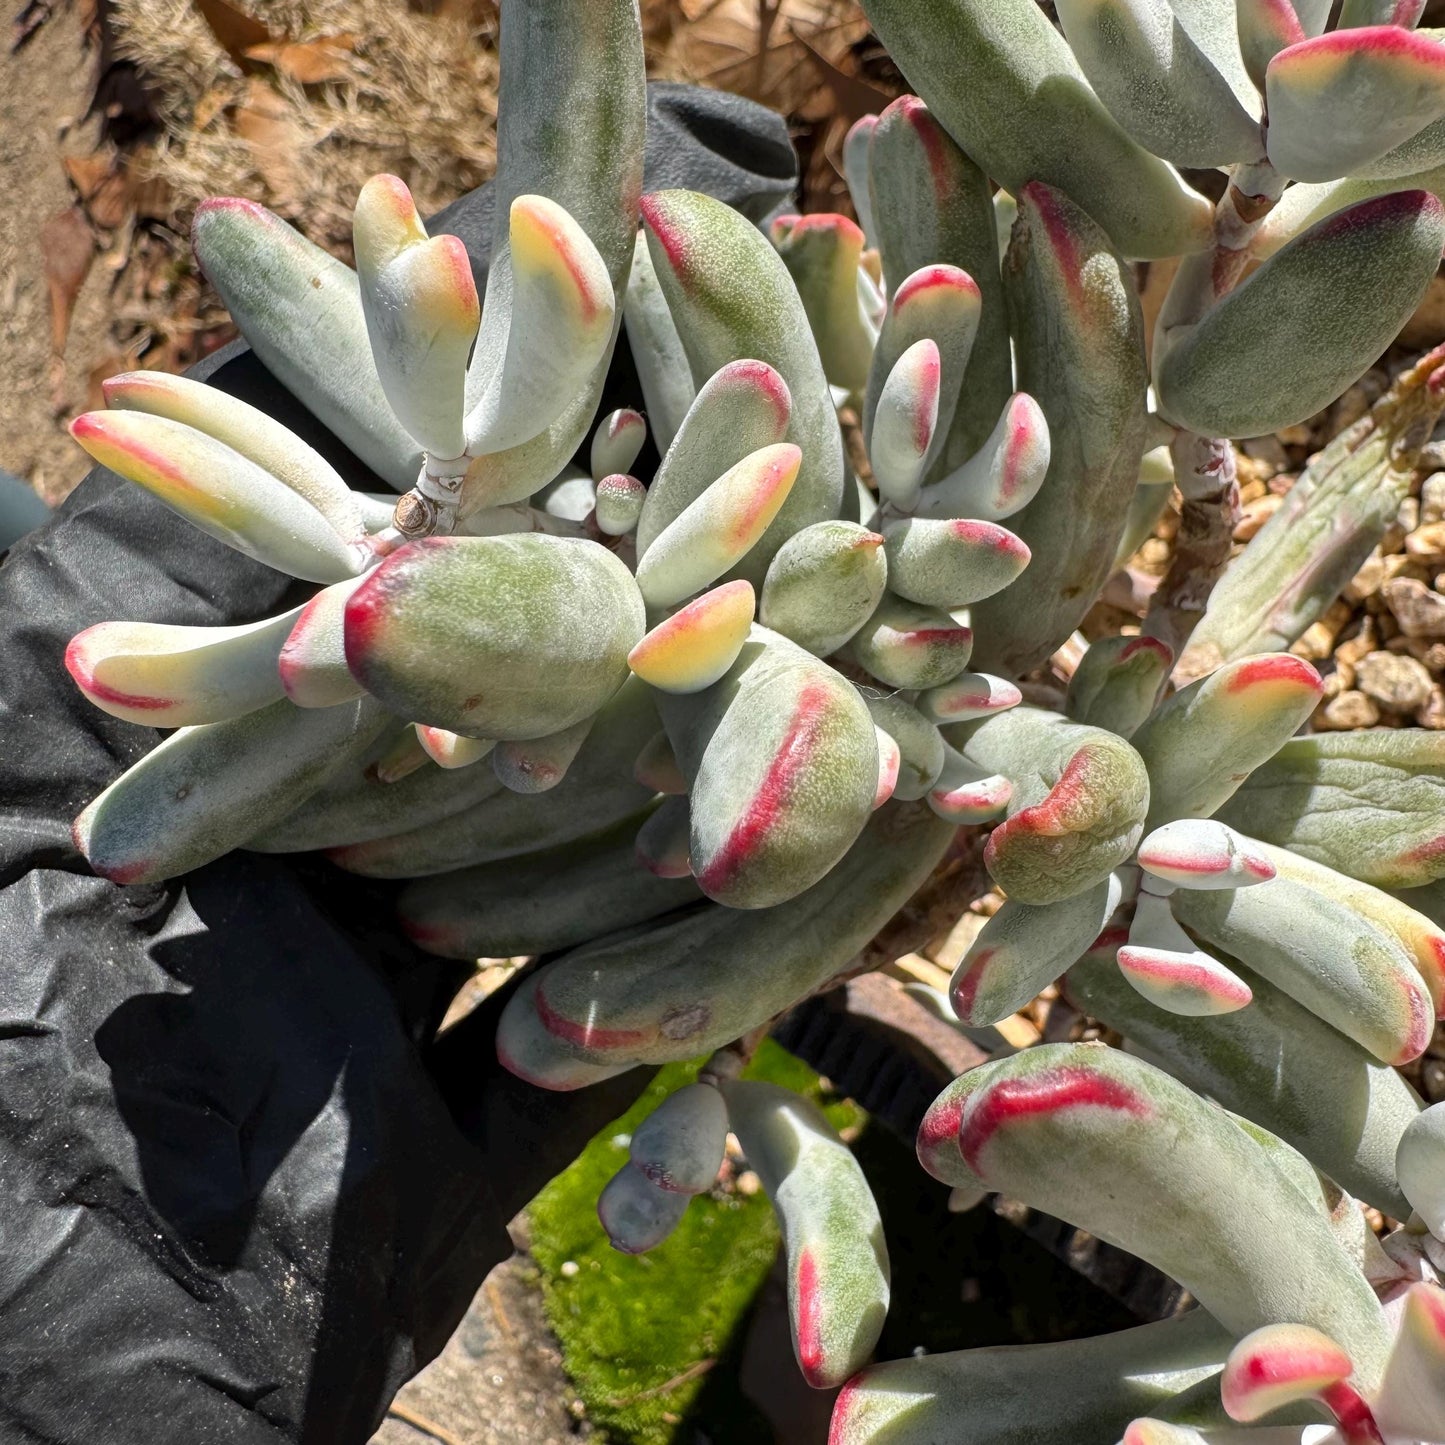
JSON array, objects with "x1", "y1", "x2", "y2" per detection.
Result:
[{"x1": 57, "y1": 0, "x2": 1445, "y2": 1437}]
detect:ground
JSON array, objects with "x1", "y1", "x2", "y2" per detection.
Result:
[{"x1": 0, "y1": 4, "x2": 117, "y2": 501}]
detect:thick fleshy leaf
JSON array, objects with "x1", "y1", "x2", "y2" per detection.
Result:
[
  {"x1": 771, "y1": 213, "x2": 875, "y2": 395},
  {"x1": 344, "y1": 534, "x2": 643, "y2": 739},
  {"x1": 1374, "y1": 1282, "x2": 1445, "y2": 1444},
  {"x1": 1267, "y1": 845, "x2": 1445, "y2": 1013},
  {"x1": 465, "y1": 195, "x2": 614, "y2": 455},
  {"x1": 864, "y1": 695, "x2": 946, "y2": 802},
  {"x1": 1113, "y1": 446, "x2": 1177, "y2": 570},
  {"x1": 634, "y1": 445, "x2": 800, "y2": 609},
  {"x1": 458, "y1": 0, "x2": 643, "y2": 504},
  {"x1": 1064, "y1": 946, "x2": 1421, "y2": 1214},
  {"x1": 1115, "y1": 942, "x2": 1255, "y2": 1017},
  {"x1": 102, "y1": 371, "x2": 365, "y2": 543},
  {"x1": 628, "y1": 580, "x2": 756, "y2": 693},
  {"x1": 916, "y1": 1045, "x2": 1393, "y2": 1385},
  {"x1": 867, "y1": 95, "x2": 1012, "y2": 466},
  {"x1": 657, "y1": 627, "x2": 877, "y2": 908},
  {"x1": 722, "y1": 1080, "x2": 888, "y2": 1390},
  {"x1": 491, "y1": 971, "x2": 635, "y2": 1093},
  {"x1": 590, "y1": 408, "x2": 646, "y2": 483},
  {"x1": 956, "y1": 707, "x2": 1151, "y2": 905},
  {"x1": 247, "y1": 718, "x2": 502, "y2": 851},
  {"x1": 927, "y1": 750, "x2": 1013, "y2": 824},
  {"x1": 857, "y1": 0, "x2": 1214, "y2": 260},
  {"x1": 539, "y1": 471, "x2": 595, "y2": 524},
  {"x1": 75, "y1": 696, "x2": 388, "y2": 885},
  {"x1": 1065, "y1": 635, "x2": 1172, "y2": 739},
  {"x1": 374, "y1": 728, "x2": 432, "y2": 785},
  {"x1": 622, "y1": 230, "x2": 694, "y2": 456},
  {"x1": 641, "y1": 190, "x2": 844, "y2": 573},
  {"x1": 634, "y1": 793, "x2": 692, "y2": 878},
  {"x1": 869, "y1": 339, "x2": 941, "y2": 509},
  {"x1": 633, "y1": 728, "x2": 685, "y2": 795},
  {"x1": 597, "y1": 1163, "x2": 690, "y2": 1254},
  {"x1": 191, "y1": 198, "x2": 419, "y2": 489},
  {"x1": 1154, "y1": 191, "x2": 1445, "y2": 437},
  {"x1": 454, "y1": 413, "x2": 597, "y2": 521},
  {"x1": 758, "y1": 521, "x2": 887, "y2": 657},
  {"x1": 882, "y1": 517, "x2": 1029, "y2": 609},
  {"x1": 1237, "y1": 0, "x2": 1331, "y2": 91},
  {"x1": 1130, "y1": 654, "x2": 1323, "y2": 829},
  {"x1": 593, "y1": 473, "x2": 646, "y2": 537},
  {"x1": 833, "y1": 1315, "x2": 1232, "y2": 1445},
  {"x1": 1056, "y1": 0, "x2": 1263, "y2": 166},
  {"x1": 1354, "y1": 112, "x2": 1445, "y2": 184},
  {"x1": 864, "y1": 265, "x2": 980, "y2": 486},
  {"x1": 846, "y1": 594, "x2": 974, "y2": 689},
  {"x1": 327, "y1": 676, "x2": 657, "y2": 877},
  {"x1": 631, "y1": 1081, "x2": 729, "y2": 1196},
  {"x1": 1220, "y1": 1324, "x2": 1355, "y2": 1424},
  {"x1": 492, "y1": 715, "x2": 594, "y2": 793},
  {"x1": 951, "y1": 874, "x2": 1122, "y2": 1026},
  {"x1": 912, "y1": 392, "x2": 1052, "y2": 525},
  {"x1": 498, "y1": 800, "x2": 952, "y2": 1069},
  {"x1": 70, "y1": 411, "x2": 361, "y2": 584},
  {"x1": 916, "y1": 671, "x2": 1022, "y2": 725},
  {"x1": 1397, "y1": 1103, "x2": 1445, "y2": 1236},
  {"x1": 843, "y1": 114, "x2": 879, "y2": 245},
  {"x1": 873, "y1": 726, "x2": 902, "y2": 808},
  {"x1": 1173, "y1": 843, "x2": 1436, "y2": 1064},
  {"x1": 1339, "y1": 0, "x2": 1426, "y2": 24},
  {"x1": 1180, "y1": 344, "x2": 1445, "y2": 676},
  {"x1": 1218, "y1": 730, "x2": 1445, "y2": 890},
  {"x1": 353, "y1": 174, "x2": 480, "y2": 460},
  {"x1": 1137, "y1": 819, "x2": 1276, "y2": 891},
  {"x1": 277, "y1": 576, "x2": 368, "y2": 708},
  {"x1": 1121, "y1": 1419, "x2": 1281, "y2": 1443},
  {"x1": 1119, "y1": 891, "x2": 1254, "y2": 1016},
  {"x1": 398, "y1": 809, "x2": 697, "y2": 959},
  {"x1": 414, "y1": 725, "x2": 493, "y2": 770},
  {"x1": 971, "y1": 186, "x2": 1148, "y2": 677},
  {"x1": 67, "y1": 608, "x2": 299, "y2": 727},
  {"x1": 1251, "y1": 166, "x2": 1445, "y2": 257},
  {"x1": 636, "y1": 359, "x2": 791, "y2": 556},
  {"x1": 1266, "y1": 27, "x2": 1445, "y2": 181}
]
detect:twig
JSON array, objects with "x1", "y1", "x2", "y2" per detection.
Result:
[
  {"x1": 1143, "y1": 431, "x2": 1240, "y2": 671},
  {"x1": 385, "y1": 1401, "x2": 465, "y2": 1445},
  {"x1": 606, "y1": 1356, "x2": 715, "y2": 1406}
]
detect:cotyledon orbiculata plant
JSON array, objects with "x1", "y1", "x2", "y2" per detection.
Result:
[{"x1": 55, "y1": 0, "x2": 1445, "y2": 1435}]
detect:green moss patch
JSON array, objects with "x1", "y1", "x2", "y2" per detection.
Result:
[{"x1": 525, "y1": 1041, "x2": 862, "y2": 1443}]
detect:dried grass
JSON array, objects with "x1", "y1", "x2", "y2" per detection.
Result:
[
  {"x1": 110, "y1": 0, "x2": 500, "y2": 256},
  {"x1": 110, "y1": 0, "x2": 888, "y2": 259}
]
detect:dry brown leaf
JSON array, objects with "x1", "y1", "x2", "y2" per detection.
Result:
[
  {"x1": 40, "y1": 206, "x2": 95, "y2": 358},
  {"x1": 662, "y1": 0, "x2": 867, "y2": 109},
  {"x1": 191, "y1": 84, "x2": 232, "y2": 130},
  {"x1": 125, "y1": 154, "x2": 172, "y2": 223},
  {"x1": 62, "y1": 149, "x2": 134, "y2": 230},
  {"x1": 192, "y1": 0, "x2": 274, "y2": 68},
  {"x1": 243, "y1": 33, "x2": 356, "y2": 84},
  {"x1": 790, "y1": 25, "x2": 889, "y2": 124},
  {"x1": 61, "y1": 151, "x2": 114, "y2": 200}
]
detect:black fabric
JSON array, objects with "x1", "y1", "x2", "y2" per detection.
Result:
[{"x1": 0, "y1": 84, "x2": 797, "y2": 1445}]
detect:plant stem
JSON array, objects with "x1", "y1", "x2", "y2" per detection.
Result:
[{"x1": 1143, "y1": 160, "x2": 1284, "y2": 673}]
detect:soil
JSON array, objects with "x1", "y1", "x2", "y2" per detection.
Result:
[
  {"x1": 0, "y1": 4, "x2": 117, "y2": 501},
  {"x1": 371, "y1": 1246, "x2": 588, "y2": 1445}
]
